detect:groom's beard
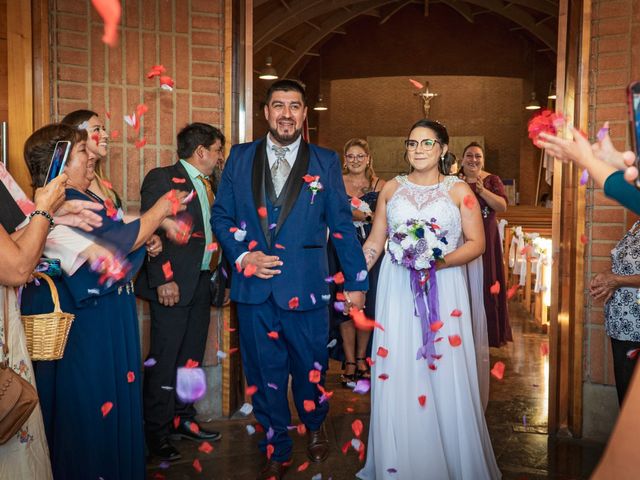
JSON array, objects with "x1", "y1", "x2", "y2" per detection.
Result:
[
  {"x1": 210, "y1": 165, "x2": 222, "y2": 194},
  {"x1": 268, "y1": 126, "x2": 302, "y2": 146}
]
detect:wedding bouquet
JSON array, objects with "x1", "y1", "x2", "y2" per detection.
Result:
[
  {"x1": 387, "y1": 217, "x2": 448, "y2": 365},
  {"x1": 387, "y1": 218, "x2": 447, "y2": 271}
]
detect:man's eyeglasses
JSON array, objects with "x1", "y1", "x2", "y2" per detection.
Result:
[
  {"x1": 404, "y1": 139, "x2": 441, "y2": 151},
  {"x1": 345, "y1": 153, "x2": 368, "y2": 161}
]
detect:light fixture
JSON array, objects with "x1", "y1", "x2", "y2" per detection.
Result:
[
  {"x1": 258, "y1": 56, "x2": 278, "y2": 80},
  {"x1": 313, "y1": 94, "x2": 328, "y2": 111},
  {"x1": 547, "y1": 81, "x2": 556, "y2": 100},
  {"x1": 525, "y1": 92, "x2": 541, "y2": 110}
]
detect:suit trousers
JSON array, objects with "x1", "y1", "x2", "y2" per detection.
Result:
[
  {"x1": 237, "y1": 296, "x2": 330, "y2": 462},
  {"x1": 143, "y1": 272, "x2": 212, "y2": 440},
  {"x1": 610, "y1": 337, "x2": 640, "y2": 405}
]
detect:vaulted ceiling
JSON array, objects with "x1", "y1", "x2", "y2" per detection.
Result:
[{"x1": 253, "y1": 0, "x2": 559, "y2": 79}]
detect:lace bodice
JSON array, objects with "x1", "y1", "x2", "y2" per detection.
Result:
[{"x1": 387, "y1": 175, "x2": 463, "y2": 255}]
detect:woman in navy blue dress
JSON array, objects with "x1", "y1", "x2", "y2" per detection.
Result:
[
  {"x1": 328, "y1": 138, "x2": 386, "y2": 385},
  {"x1": 20, "y1": 124, "x2": 185, "y2": 479}
]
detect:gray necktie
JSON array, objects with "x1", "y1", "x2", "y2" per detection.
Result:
[{"x1": 271, "y1": 145, "x2": 290, "y2": 196}]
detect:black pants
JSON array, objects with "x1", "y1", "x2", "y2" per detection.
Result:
[
  {"x1": 610, "y1": 337, "x2": 640, "y2": 405},
  {"x1": 143, "y1": 272, "x2": 211, "y2": 440}
]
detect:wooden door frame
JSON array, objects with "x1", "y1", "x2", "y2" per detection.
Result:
[{"x1": 548, "y1": 0, "x2": 591, "y2": 437}]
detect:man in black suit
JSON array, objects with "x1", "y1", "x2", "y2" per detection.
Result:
[{"x1": 136, "y1": 123, "x2": 225, "y2": 461}]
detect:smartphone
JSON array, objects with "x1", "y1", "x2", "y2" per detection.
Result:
[
  {"x1": 628, "y1": 81, "x2": 640, "y2": 186},
  {"x1": 44, "y1": 140, "x2": 71, "y2": 185}
]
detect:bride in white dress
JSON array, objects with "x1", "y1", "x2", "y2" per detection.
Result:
[{"x1": 357, "y1": 119, "x2": 501, "y2": 480}]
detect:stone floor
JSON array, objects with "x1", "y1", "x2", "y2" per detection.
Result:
[{"x1": 147, "y1": 302, "x2": 605, "y2": 479}]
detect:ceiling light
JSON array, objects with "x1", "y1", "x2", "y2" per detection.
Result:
[
  {"x1": 525, "y1": 91, "x2": 541, "y2": 110},
  {"x1": 313, "y1": 94, "x2": 328, "y2": 111},
  {"x1": 258, "y1": 56, "x2": 278, "y2": 81}
]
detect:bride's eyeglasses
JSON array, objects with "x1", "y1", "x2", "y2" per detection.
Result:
[{"x1": 404, "y1": 138, "x2": 441, "y2": 151}]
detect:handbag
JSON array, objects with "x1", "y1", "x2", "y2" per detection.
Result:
[{"x1": 0, "y1": 289, "x2": 39, "y2": 444}]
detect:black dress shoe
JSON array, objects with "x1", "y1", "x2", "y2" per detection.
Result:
[
  {"x1": 148, "y1": 439, "x2": 182, "y2": 462},
  {"x1": 170, "y1": 420, "x2": 222, "y2": 442},
  {"x1": 307, "y1": 425, "x2": 330, "y2": 463},
  {"x1": 257, "y1": 459, "x2": 289, "y2": 480}
]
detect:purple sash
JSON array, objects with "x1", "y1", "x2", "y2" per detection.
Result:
[{"x1": 410, "y1": 263, "x2": 440, "y2": 366}]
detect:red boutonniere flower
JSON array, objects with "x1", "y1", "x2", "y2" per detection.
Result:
[{"x1": 303, "y1": 174, "x2": 323, "y2": 204}]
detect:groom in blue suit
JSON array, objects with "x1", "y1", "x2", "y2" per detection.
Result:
[{"x1": 212, "y1": 79, "x2": 368, "y2": 479}]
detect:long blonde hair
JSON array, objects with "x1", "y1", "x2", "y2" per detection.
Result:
[{"x1": 343, "y1": 138, "x2": 375, "y2": 186}]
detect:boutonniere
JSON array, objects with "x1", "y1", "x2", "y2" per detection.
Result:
[{"x1": 302, "y1": 174, "x2": 323, "y2": 204}]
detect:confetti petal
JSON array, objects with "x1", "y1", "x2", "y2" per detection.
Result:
[
  {"x1": 580, "y1": 234, "x2": 588, "y2": 245},
  {"x1": 91, "y1": 0, "x2": 121, "y2": 47},
  {"x1": 127, "y1": 371, "x2": 135, "y2": 383},
  {"x1": 110, "y1": 129, "x2": 119, "y2": 140},
  {"x1": 248, "y1": 240, "x2": 258, "y2": 251},
  {"x1": 491, "y1": 361, "x2": 506, "y2": 380},
  {"x1": 333, "y1": 272, "x2": 345, "y2": 284},
  {"x1": 489, "y1": 281, "x2": 501, "y2": 295},
  {"x1": 377, "y1": 346, "x2": 388, "y2": 358},
  {"x1": 101, "y1": 401, "x2": 113, "y2": 417},
  {"x1": 430, "y1": 320, "x2": 444, "y2": 332},
  {"x1": 356, "y1": 270, "x2": 368, "y2": 281},
  {"x1": 162, "y1": 261, "x2": 173, "y2": 281},
  {"x1": 297, "y1": 461, "x2": 310, "y2": 472},
  {"x1": 267, "y1": 331, "x2": 279, "y2": 340},
  {"x1": 353, "y1": 379, "x2": 370, "y2": 394},
  {"x1": 378, "y1": 373, "x2": 389, "y2": 380},
  {"x1": 332, "y1": 232, "x2": 343, "y2": 239},
  {"x1": 351, "y1": 419, "x2": 364, "y2": 437},
  {"x1": 288, "y1": 297, "x2": 300, "y2": 309},
  {"x1": 626, "y1": 348, "x2": 640, "y2": 360},
  {"x1": 257, "y1": 206, "x2": 267, "y2": 218},
  {"x1": 303, "y1": 400, "x2": 316, "y2": 412},
  {"x1": 418, "y1": 395, "x2": 427, "y2": 407},
  {"x1": 409, "y1": 78, "x2": 424, "y2": 89},
  {"x1": 176, "y1": 367, "x2": 207, "y2": 403},
  {"x1": 172, "y1": 177, "x2": 186, "y2": 184},
  {"x1": 245, "y1": 385, "x2": 258, "y2": 396},
  {"x1": 192, "y1": 458, "x2": 202, "y2": 473},
  {"x1": 450, "y1": 309, "x2": 462, "y2": 317},
  {"x1": 506, "y1": 284, "x2": 519, "y2": 300},
  {"x1": 579, "y1": 169, "x2": 589, "y2": 186},
  {"x1": 135, "y1": 137, "x2": 147, "y2": 149},
  {"x1": 243, "y1": 264, "x2": 257, "y2": 278},
  {"x1": 308, "y1": 369, "x2": 321, "y2": 383},
  {"x1": 199, "y1": 441, "x2": 214, "y2": 454},
  {"x1": 267, "y1": 382, "x2": 278, "y2": 390},
  {"x1": 540, "y1": 342, "x2": 549, "y2": 356},
  {"x1": 144, "y1": 357, "x2": 157, "y2": 367},
  {"x1": 448, "y1": 334, "x2": 462, "y2": 347}
]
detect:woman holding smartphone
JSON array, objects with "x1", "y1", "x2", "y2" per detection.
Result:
[{"x1": 20, "y1": 123, "x2": 186, "y2": 480}]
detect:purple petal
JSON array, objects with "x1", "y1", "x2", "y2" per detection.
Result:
[
  {"x1": 240, "y1": 221, "x2": 247, "y2": 229},
  {"x1": 176, "y1": 367, "x2": 207, "y2": 403},
  {"x1": 159, "y1": 461, "x2": 170, "y2": 470},
  {"x1": 334, "y1": 301, "x2": 345, "y2": 313},
  {"x1": 356, "y1": 270, "x2": 368, "y2": 281},
  {"x1": 326, "y1": 338, "x2": 337, "y2": 348},
  {"x1": 597, "y1": 126, "x2": 609, "y2": 141},
  {"x1": 310, "y1": 293, "x2": 317, "y2": 304},
  {"x1": 313, "y1": 361, "x2": 323, "y2": 371},
  {"x1": 266, "y1": 427, "x2": 274, "y2": 441},
  {"x1": 144, "y1": 358, "x2": 157, "y2": 367},
  {"x1": 267, "y1": 382, "x2": 279, "y2": 390},
  {"x1": 579, "y1": 169, "x2": 589, "y2": 186},
  {"x1": 353, "y1": 379, "x2": 371, "y2": 394}
]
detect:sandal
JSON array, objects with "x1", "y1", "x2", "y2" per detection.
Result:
[
  {"x1": 340, "y1": 361, "x2": 357, "y2": 387},
  {"x1": 356, "y1": 357, "x2": 371, "y2": 380}
]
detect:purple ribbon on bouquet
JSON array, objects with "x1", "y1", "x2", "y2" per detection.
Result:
[{"x1": 410, "y1": 263, "x2": 440, "y2": 366}]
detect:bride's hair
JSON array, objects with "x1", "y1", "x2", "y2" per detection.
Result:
[{"x1": 405, "y1": 119, "x2": 450, "y2": 175}]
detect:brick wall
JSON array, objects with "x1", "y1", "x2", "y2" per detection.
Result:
[
  {"x1": 582, "y1": 0, "x2": 640, "y2": 438},
  {"x1": 50, "y1": 0, "x2": 224, "y2": 362}
]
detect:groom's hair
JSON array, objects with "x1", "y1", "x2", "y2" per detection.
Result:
[{"x1": 265, "y1": 79, "x2": 307, "y2": 105}]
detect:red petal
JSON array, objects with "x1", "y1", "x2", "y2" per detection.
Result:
[
  {"x1": 248, "y1": 240, "x2": 258, "y2": 251},
  {"x1": 351, "y1": 419, "x2": 363, "y2": 437},
  {"x1": 91, "y1": 0, "x2": 121, "y2": 47},
  {"x1": 463, "y1": 194, "x2": 477, "y2": 209},
  {"x1": 302, "y1": 174, "x2": 315, "y2": 182},
  {"x1": 341, "y1": 440, "x2": 351, "y2": 454},
  {"x1": 275, "y1": 243, "x2": 285, "y2": 249},
  {"x1": 506, "y1": 284, "x2": 519, "y2": 300},
  {"x1": 376, "y1": 346, "x2": 388, "y2": 358},
  {"x1": 450, "y1": 309, "x2": 462, "y2": 317},
  {"x1": 303, "y1": 400, "x2": 316, "y2": 412},
  {"x1": 162, "y1": 261, "x2": 174, "y2": 281},
  {"x1": 430, "y1": 320, "x2": 444, "y2": 332},
  {"x1": 127, "y1": 371, "x2": 135, "y2": 383},
  {"x1": 243, "y1": 264, "x2": 258, "y2": 278},
  {"x1": 332, "y1": 232, "x2": 343, "y2": 239},
  {"x1": 136, "y1": 103, "x2": 149, "y2": 117},
  {"x1": 267, "y1": 331, "x2": 279, "y2": 340},
  {"x1": 206, "y1": 242, "x2": 218, "y2": 252},
  {"x1": 172, "y1": 177, "x2": 186, "y2": 183},
  {"x1": 258, "y1": 206, "x2": 267, "y2": 218},
  {"x1": 101, "y1": 401, "x2": 113, "y2": 417},
  {"x1": 135, "y1": 137, "x2": 147, "y2": 149},
  {"x1": 245, "y1": 385, "x2": 258, "y2": 396},
  {"x1": 409, "y1": 78, "x2": 424, "y2": 89},
  {"x1": 580, "y1": 234, "x2": 588, "y2": 244},
  {"x1": 296, "y1": 423, "x2": 307, "y2": 436},
  {"x1": 540, "y1": 342, "x2": 549, "y2": 356},
  {"x1": 308, "y1": 369, "x2": 321, "y2": 383},
  {"x1": 185, "y1": 359, "x2": 199, "y2": 368},
  {"x1": 448, "y1": 334, "x2": 462, "y2": 347},
  {"x1": 198, "y1": 441, "x2": 214, "y2": 454},
  {"x1": 192, "y1": 459, "x2": 202, "y2": 473},
  {"x1": 333, "y1": 272, "x2": 345, "y2": 284},
  {"x1": 297, "y1": 461, "x2": 310, "y2": 472},
  {"x1": 173, "y1": 416, "x2": 180, "y2": 429},
  {"x1": 110, "y1": 129, "x2": 119, "y2": 140},
  {"x1": 288, "y1": 297, "x2": 300, "y2": 309},
  {"x1": 351, "y1": 197, "x2": 362, "y2": 208},
  {"x1": 489, "y1": 281, "x2": 501, "y2": 295},
  {"x1": 378, "y1": 373, "x2": 389, "y2": 380},
  {"x1": 189, "y1": 422, "x2": 200, "y2": 433},
  {"x1": 491, "y1": 361, "x2": 506, "y2": 380},
  {"x1": 418, "y1": 395, "x2": 427, "y2": 407}
]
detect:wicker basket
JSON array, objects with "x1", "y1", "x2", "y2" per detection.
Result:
[{"x1": 21, "y1": 272, "x2": 74, "y2": 360}]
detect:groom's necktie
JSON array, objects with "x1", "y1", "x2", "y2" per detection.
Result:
[{"x1": 271, "y1": 145, "x2": 290, "y2": 196}]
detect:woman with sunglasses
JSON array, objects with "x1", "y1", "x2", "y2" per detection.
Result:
[
  {"x1": 329, "y1": 138, "x2": 385, "y2": 386},
  {"x1": 358, "y1": 119, "x2": 499, "y2": 479},
  {"x1": 459, "y1": 142, "x2": 512, "y2": 348}
]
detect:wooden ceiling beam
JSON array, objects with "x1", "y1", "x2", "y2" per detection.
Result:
[
  {"x1": 439, "y1": 0, "x2": 475, "y2": 23},
  {"x1": 380, "y1": 0, "x2": 414, "y2": 25},
  {"x1": 277, "y1": 0, "x2": 399, "y2": 78}
]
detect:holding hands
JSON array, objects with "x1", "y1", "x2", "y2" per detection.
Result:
[{"x1": 590, "y1": 271, "x2": 619, "y2": 303}]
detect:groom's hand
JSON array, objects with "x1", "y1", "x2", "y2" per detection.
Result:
[
  {"x1": 241, "y1": 251, "x2": 283, "y2": 279},
  {"x1": 344, "y1": 290, "x2": 366, "y2": 311}
]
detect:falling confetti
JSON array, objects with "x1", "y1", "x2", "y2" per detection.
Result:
[
  {"x1": 192, "y1": 458, "x2": 202, "y2": 473},
  {"x1": 288, "y1": 297, "x2": 300, "y2": 309},
  {"x1": 409, "y1": 78, "x2": 424, "y2": 89},
  {"x1": 267, "y1": 331, "x2": 279, "y2": 340},
  {"x1": 101, "y1": 401, "x2": 113, "y2": 417},
  {"x1": 353, "y1": 379, "x2": 370, "y2": 394},
  {"x1": 356, "y1": 270, "x2": 368, "y2": 281},
  {"x1": 144, "y1": 357, "x2": 157, "y2": 367},
  {"x1": 303, "y1": 400, "x2": 316, "y2": 412},
  {"x1": 332, "y1": 232, "x2": 343, "y2": 239},
  {"x1": 540, "y1": 342, "x2": 549, "y2": 356},
  {"x1": 430, "y1": 320, "x2": 444, "y2": 332},
  {"x1": 245, "y1": 385, "x2": 258, "y2": 396},
  {"x1": 127, "y1": 371, "x2": 135, "y2": 383},
  {"x1": 418, "y1": 395, "x2": 427, "y2": 407},
  {"x1": 248, "y1": 240, "x2": 258, "y2": 251},
  {"x1": 506, "y1": 284, "x2": 519, "y2": 300},
  {"x1": 579, "y1": 234, "x2": 588, "y2": 245},
  {"x1": 308, "y1": 369, "x2": 321, "y2": 383},
  {"x1": 450, "y1": 309, "x2": 462, "y2": 317},
  {"x1": 257, "y1": 206, "x2": 267, "y2": 218},
  {"x1": 162, "y1": 261, "x2": 174, "y2": 281},
  {"x1": 626, "y1": 348, "x2": 640, "y2": 360},
  {"x1": 176, "y1": 367, "x2": 206, "y2": 403},
  {"x1": 91, "y1": 0, "x2": 121, "y2": 47},
  {"x1": 199, "y1": 441, "x2": 213, "y2": 454},
  {"x1": 351, "y1": 419, "x2": 364, "y2": 437},
  {"x1": 377, "y1": 346, "x2": 388, "y2": 358},
  {"x1": 246, "y1": 425, "x2": 256, "y2": 435},
  {"x1": 579, "y1": 169, "x2": 589, "y2": 186},
  {"x1": 491, "y1": 361, "x2": 506, "y2": 380},
  {"x1": 448, "y1": 335, "x2": 462, "y2": 347},
  {"x1": 172, "y1": 177, "x2": 186, "y2": 184},
  {"x1": 243, "y1": 264, "x2": 257, "y2": 278},
  {"x1": 489, "y1": 281, "x2": 501, "y2": 295},
  {"x1": 297, "y1": 462, "x2": 310, "y2": 472}
]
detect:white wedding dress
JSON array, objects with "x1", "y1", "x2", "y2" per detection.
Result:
[{"x1": 357, "y1": 175, "x2": 500, "y2": 480}]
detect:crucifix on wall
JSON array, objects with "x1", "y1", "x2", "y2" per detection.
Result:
[{"x1": 409, "y1": 79, "x2": 439, "y2": 118}]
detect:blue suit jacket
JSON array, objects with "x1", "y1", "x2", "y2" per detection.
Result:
[{"x1": 211, "y1": 137, "x2": 368, "y2": 311}]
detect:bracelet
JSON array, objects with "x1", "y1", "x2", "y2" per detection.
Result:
[{"x1": 29, "y1": 210, "x2": 55, "y2": 230}]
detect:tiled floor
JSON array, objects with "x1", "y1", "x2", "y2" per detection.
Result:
[{"x1": 147, "y1": 302, "x2": 605, "y2": 479}]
